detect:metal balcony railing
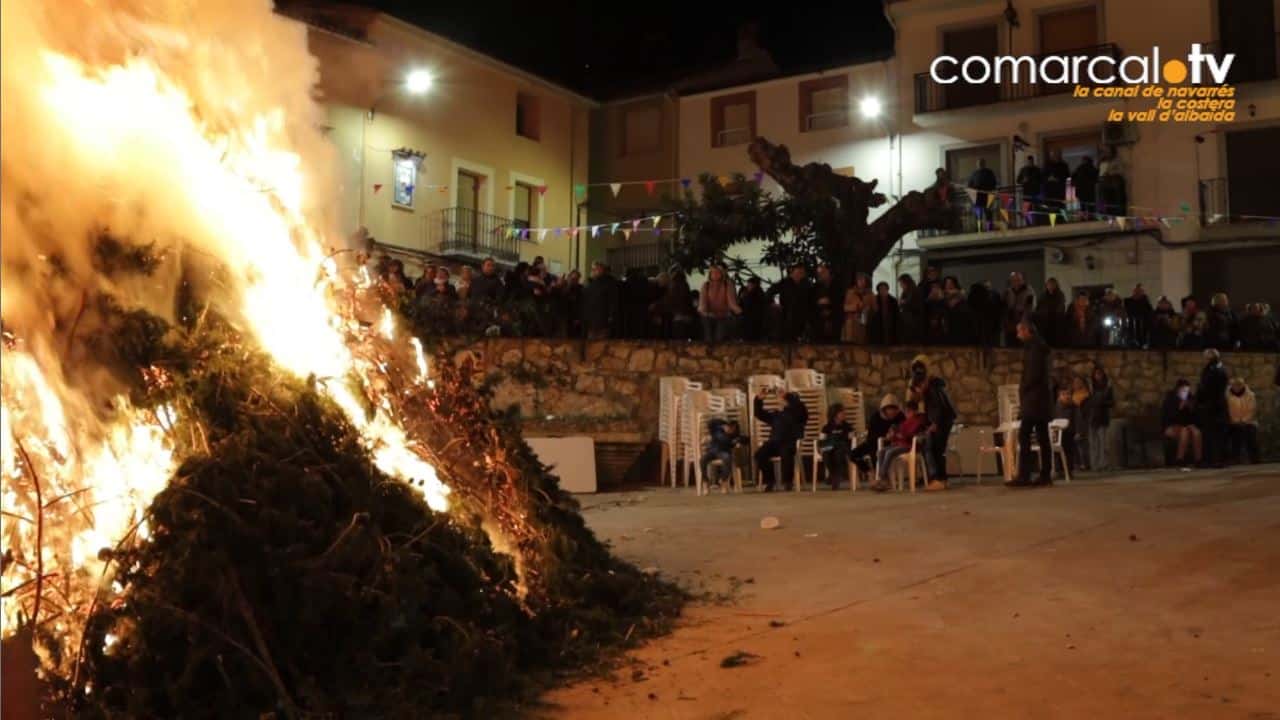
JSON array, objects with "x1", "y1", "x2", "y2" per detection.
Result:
[
  {"x1": 433, "y1": 207, "x2": 519, "y2": 263},
  {"x1": 914, "y1": 43, "x2": 1123, "y2": 114},
  {"x1": 606, "y1": 241, "x2": 668, "y2": 272},
  {"x1": 915, "y1": 181, "x2": 1119, "y2": 239},
  {"x1": 1199, "y1": 33, "x2": 1279, "y2": 84}
]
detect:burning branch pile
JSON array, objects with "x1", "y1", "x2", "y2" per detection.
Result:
[{"x1": 0, "y1": 0, "x2": 681, "y2": 715}]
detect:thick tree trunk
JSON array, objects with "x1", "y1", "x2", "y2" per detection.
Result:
[{"x1": 748, "y1": 137, "x2": 954, "y2": 278}]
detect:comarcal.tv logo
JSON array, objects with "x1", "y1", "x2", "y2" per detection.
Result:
[
  {"x1": 930, "y1": 44, "x2": 1239, "y2": 121},
  {"x1": 930, "y1": 44, "x2": 1234, "y2": 86}
]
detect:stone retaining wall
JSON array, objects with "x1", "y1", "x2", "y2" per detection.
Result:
[{"x1": 458, "y1": 339, "x2": 1278, "y2": 479}]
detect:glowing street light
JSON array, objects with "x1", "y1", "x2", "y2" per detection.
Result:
[
  {"x1": 405, "y1": 69, "x2": 433, "y2": 95},
  {"x1": 859, "y1": 96, "x2": 882, "y2": 120}
]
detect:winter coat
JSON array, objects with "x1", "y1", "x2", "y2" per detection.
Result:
[
  {"x1": 1227, "y1": 387, "x2": 1257, "y2": 426},
  {"x1": 1019, "y1": 332, "x2": 1053, "y2": 421},
  {"x1": 1197, "y1": 361, "x2": 1229, "y2": 421},
  {"x1": 754, "y1": 395, "x2": 808, "y2": 448}
]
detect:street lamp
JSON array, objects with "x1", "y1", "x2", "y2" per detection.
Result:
[
  {"x1": 859, "y1": 96, "x2": 882, "y2": 120},
  {"x1": 405, "y1": 69, "x2": 433, "y2": 95}
]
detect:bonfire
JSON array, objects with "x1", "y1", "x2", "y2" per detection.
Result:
[{"x1": 0, "y1": 0, "x2": 679, "y2": 716}]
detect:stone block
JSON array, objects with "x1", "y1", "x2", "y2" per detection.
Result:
[{"x1": 628, "y1": 347, "x2": 655, "y2": 372}]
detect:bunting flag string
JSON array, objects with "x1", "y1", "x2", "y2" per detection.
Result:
[{"x1": 609, "y1": 183, "x2": 621, "y2": 198}]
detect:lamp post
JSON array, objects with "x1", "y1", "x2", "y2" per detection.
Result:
[
  {"x1": 358, "y1": 68, "x2": 434, "y2": 229},
  {"x1": 859, "y1": 95, "x2": 894, "y2": 201}
]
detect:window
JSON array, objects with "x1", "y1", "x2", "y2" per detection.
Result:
[
  {"x1": 513, "y1": 182, "x2": 536, "y2": 229},
  {"x1": 798, "y1": 75, "x2": 848, "y2": 132},
  {"x1": 710, "y1": 91, "x2": 755, "y2": 147},
  {"x1": 622, "y1": 105, "x2": 662, "y2": 156},
  {"x1": 1038, "y1": 5, "x2": 1098, "y2": 55},
  {"x1": 516, "y1": 93, "x2": 540, "y2": 140},
  {"x1": 393, "y1": 153, "x2": 419, "y2": 208},
  {"x1": 945, "y1": 144, "x2": 1002, "y2": 188},
  {"x1": 1217, "y1": 0, "x2": 1277, "y2": 83}
]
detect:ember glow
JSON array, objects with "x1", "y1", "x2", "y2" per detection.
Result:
[{"x1": 0, "y1": 0, "x2": 451, "y2": 669}]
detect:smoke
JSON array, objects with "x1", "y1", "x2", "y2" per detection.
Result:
[{"x1": 0, "y1": 0, "x2": 342, "y2": 411}]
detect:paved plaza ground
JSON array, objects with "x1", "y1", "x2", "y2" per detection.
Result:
[{"x1": 540, "y1": 466, "x2": 1280, "y2": 719}]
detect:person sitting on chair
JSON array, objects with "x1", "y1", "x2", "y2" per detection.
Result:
[
  {"x1": 871, "y1": 401, "x2": 929, "y2": 492},
  {"x1": 820, "y1": 404, "x2": 855, "y2": 490},
  {"x1": 754, "y1": 390, "x2": 809, "y2": 491},
  {"x1": 701, "y1": 419, "x2": 745, "y2": 489},
  {"x1": 851, "y1": 394, "x2": 903, "y2": 473},
  {"x1": 1161, "y1": 378, "x2": 1202, "y2": 468}
]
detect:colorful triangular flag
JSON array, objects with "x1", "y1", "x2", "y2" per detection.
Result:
[
  {"x1": 752, "y1": 171, "x2": 764, "y2": 184},
  {"x1": 592, "y1": 224, "x2": 601, "y2": 237},
  {"x1": 538, "y1": 229, "x2": 548, "y2": 242},
  {"x1": 372, "y1": 183, "x2": 383, "y2": 194},
  {"x1": 644, "y1": 180, "x2": 656, "y2": 196},
  {"x1": 610, "y1": 222, "x2": 619, "y2": 233},
  {"x1": 680, "y1": 177, "x2": 692, "y2": 189},
  {"x1": 1049, "y1": 212, "x2": 1057, "y2": 227},
  {"x1": 1116, "y1": 216, "x2": 1127, "y2": 230},
  {"x1": 987, "y1": 193, "x2": 997, "y2": 208},
  {"x1": 622, "y1": 228, "x2": 632, "y2": 241},
  {"x1": 1000, "y1": 208, "x2": 1009, "y2": 223},
  {"x1": 651, "y1": 215, "x2": 662, "y2": 229},
  {"x1": 631, "y1": 218, "x2": 641, "y2": 231},
  {"x1": 609, "y1": 183, "x2": 621, "y2": 197},
  {"x1": 537, "y1": 185, "x2": 548, "y2": 196},
  {"x1": 573, "y1": 184, "x2": 585, "y2": 196}
]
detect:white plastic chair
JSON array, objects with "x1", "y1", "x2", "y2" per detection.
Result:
[{"x1": 1034, "y1": 418, "x2": 1073, "y2": 483}]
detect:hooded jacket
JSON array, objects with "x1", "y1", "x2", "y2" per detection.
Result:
[
  {"x1": 866, "y1": 393, "x2": 904, "y2": 441},
  {"x1": 754, "y1": 394, "x2": 808, "y2": 447},
  {"x1": 1227, "y1": 383, "x2": 1257, "y2": 426}
]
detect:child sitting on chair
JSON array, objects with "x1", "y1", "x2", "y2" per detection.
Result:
[
  {"x1": 1053, "y1": 385, "x2": 1079, "y2": 475},
  {"x1": 871, "y1": 401, "x2": 929, "y2": 492},
  {"x1": 820, "y1": 404, "x2": 855, "y2": 490},
  {"x1": 701, "y1": 419, "x2": 744, "y2": 489}
]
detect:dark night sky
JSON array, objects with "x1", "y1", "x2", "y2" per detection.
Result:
[{"x1": 347, "y1": 0, "x2": 894, "y2": 99}]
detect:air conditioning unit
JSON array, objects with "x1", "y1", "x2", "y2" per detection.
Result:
[{"x1": 1103, "y1": 121, "x2": 1138, "y2": 146}]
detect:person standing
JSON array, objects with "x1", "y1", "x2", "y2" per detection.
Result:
[
  {"x1": 841, "y1": 273, "x2": 873, "y2": 344},
  {"x1": 868, "y1": 281, "x2": 899, "y2": 345},
  {"x1": 1009, "y1": 319, "x2": 1054, "y2": 487},
  {"x1": 1037, "y1": 278, "x2": 1067, "y2": 346},
  {"x1": 698, "y1": 265, "x2": 741, "y2": 342},
  {"x1": 1043, "y1": 150, "x2": 1071, "y2": 218},
  {"x1": 897, "y1": 274, "x2": 923, "y2": 345},
  {"x1": 814, "y1": 264, "x2": 844, "y2": 343},
  {"x1": 738, "y1": 277, "x2": 768, "y2": 342},
  {"x1": 1098, "y1": 145, "x2": 1127, "y2": 217},
  {"x1": 908, "y1": 355, "x2": 957, "y2": 491},
  {"x1": 1197, "y1": 348, "x2": 1229, "y2": 468},
  {"x1": 1087, "y1": 365, "x2": 1115, "y2": 471},
  {"x1": 1017, "y1": 155, "x2": 1043, "y2": 223},
  {"x1": 1071, "y1": 156, "x2": 1099, "y2": 217},
  {"x1": 967, "y1": 158, "x2": 998, "y2": 222},
  {"x1": 581, "y1": 261, "x2": 620, "y2": 339},
  {"x1": 770, "y1": 265, "x2": 815, "y2": 342},
  {"x1": 1206, "y1": 293, "x2": 1238, "y2": 351},
  {"x1": 1002, "y1": 272, "x2": 1035, "y2": 346}
]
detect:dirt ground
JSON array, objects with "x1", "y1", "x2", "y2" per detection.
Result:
[{"x1": 539, "y1": 466, "x2": 1280, "y2": 719}]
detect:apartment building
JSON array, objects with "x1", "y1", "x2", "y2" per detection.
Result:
[
  {"x1": 888, "y1": 0, "x2": 1280, "y2": 306},
  {"x1": 283, "y1": 3, "x2": 592, "y2": 274},
  {"x1": 590, "y1": 0, "x2": 1279, "y2": 307}
]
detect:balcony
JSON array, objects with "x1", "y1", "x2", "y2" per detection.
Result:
[
  {"x1": 914, "y1": 43, "x2": 1123, "y2": 114},
  {"x1": 916, "y1": 182, "x2": 1119, "y2": 245},
  {"x1": 432, "y1": 207, "x2": 519, "y2": 264},
  {"x1": 1199, "y1": 33, "x2": 1279, "y2": 84}
]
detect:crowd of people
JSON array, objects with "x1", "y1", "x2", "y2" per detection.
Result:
[
  {"x1": 373, "y1": 251, "x2": 1280, "y2": 352},
  {"x1": 967, "y1": 148, "x2": 1130, "y2": 226}
]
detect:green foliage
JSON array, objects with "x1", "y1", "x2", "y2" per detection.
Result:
[{"x1": 665, "y1": 174, "x2": 838, "y2": 282}]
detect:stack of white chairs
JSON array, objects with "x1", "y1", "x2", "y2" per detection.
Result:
[
  {"x1": 659, "y1": 377, "x2": 701, "y2": 487},
  {"x1": 747, "y1": 374, "x2": 786, "y2": 488},
  {"x1": 785, "y1": 369, "x2": 827, "y2": 493},
  {"x1": 813, "y1": 387, "x2": 865, "y2": 492},
  {"x1": 678, "y1": 389, "x2": 727, "y2": 495}
]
